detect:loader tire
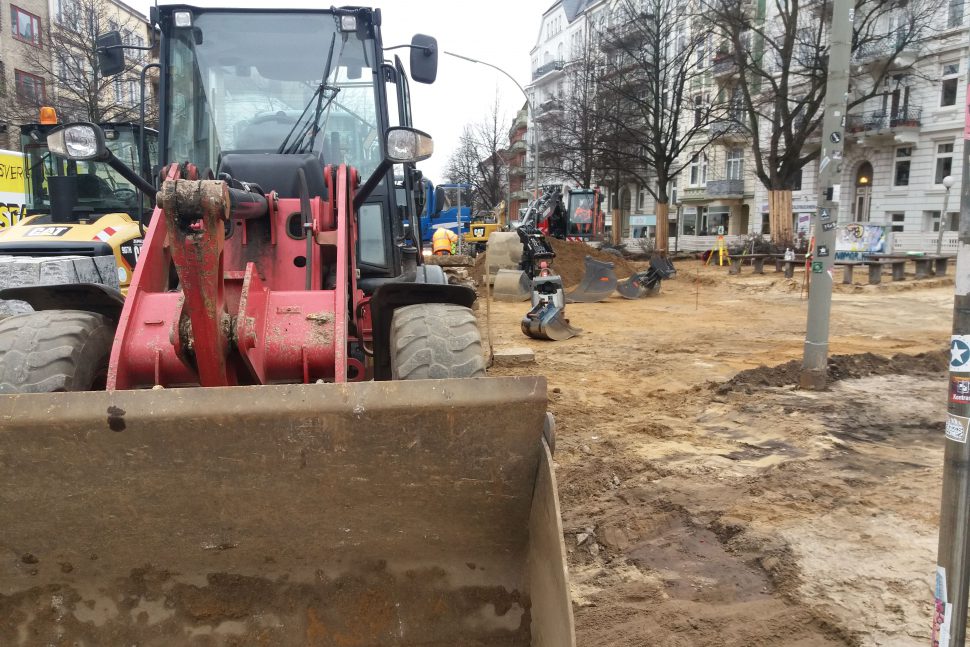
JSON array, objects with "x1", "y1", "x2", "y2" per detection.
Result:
[
  {"x1": 390, "y1": 303, "x2": 485, "y2": 380},
  {"x1": 0, "y1": 310, "x2": 114, "y2": 393}
]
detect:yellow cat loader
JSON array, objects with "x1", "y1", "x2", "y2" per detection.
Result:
[
  {"x1": 0, "y1": 115, "x2": 157, "y2": 302},
  {"x1": 0, "y1": 5, "x2": 574, "y2": 646}
]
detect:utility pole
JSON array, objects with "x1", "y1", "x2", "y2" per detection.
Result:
[
  {"x1": 798, "y1": 0, "x2": 853, "y2": 390},
  {"x1": 933, "y1": 58, "x2": 970, "y2": 646}
]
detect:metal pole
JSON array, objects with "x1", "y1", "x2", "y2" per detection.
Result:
[
  {"x1": 939, "y1": 178, "x2": 954, "y2": 255},
  {"x1": 798, "y1": 0, "x2": 853, "y2": 390},
  {"x1": 934, "y1": 62, "x2": 970, "y2": 647},
  {"x1": 442, "y1": 51, "x2": 539, "y2": 201}
]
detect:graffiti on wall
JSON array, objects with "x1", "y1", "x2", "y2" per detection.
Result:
[{"x1": 834, "y1": 223, "x2": 886, "y2": 260}]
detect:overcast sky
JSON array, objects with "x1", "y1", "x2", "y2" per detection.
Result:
[{"x1": 131, "y1": 0, "x2": 543, "y2": 181}]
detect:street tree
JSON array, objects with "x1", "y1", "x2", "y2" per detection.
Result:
[
  {"x1": 444, "y1": 96, "x2": 509, "y2": 211},
  {"x1": 593, "y1": 0, "x2": 731, "y2": 252},
  {"x1": 704, "y1": 0, "x2": 944, "y2": 243},
  {"x1": 10, "y1": 0, "x2": 155, "y2": 125},
  {"x1": 540, "y1": 25, "x2": 612, "y2": 190}
]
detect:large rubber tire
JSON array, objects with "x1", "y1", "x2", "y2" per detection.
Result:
[
  {"x1": 0, "y1": 310, "x2": 114, "y2": 393},
  {"x1": 390, "y1": 303, "x2": 486, "y2": 380}
]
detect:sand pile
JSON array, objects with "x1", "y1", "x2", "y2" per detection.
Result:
[{"x1": 473, "y1": 238, "x2": 638, "y2": 288}]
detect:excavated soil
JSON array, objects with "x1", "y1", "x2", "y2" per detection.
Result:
[
  {"x1": 484, "y1": 258, "x2": 953, "y2": 646},
  {"x1": 473, "y1": 238, "x2": 638, "y2": 288}
]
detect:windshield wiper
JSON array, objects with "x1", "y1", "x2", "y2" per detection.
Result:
[{"x1": 277, "y1": 32, "x2": 341, "y2": 155}]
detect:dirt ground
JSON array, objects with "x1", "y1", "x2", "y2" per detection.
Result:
[{"x1": 484, "y1": 256, "x2": 953, "y2": 646}]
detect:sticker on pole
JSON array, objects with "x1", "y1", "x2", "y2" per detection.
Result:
[
  {"x1": 811, "y1": 261, "x2": 824, "y2": 273},
  {"x1": 951, "y1": 336, "x2": 970, "y2": 371},
  {"x1": 934, "y1": 565, "x2": 953, "y2": 645},
  {"x1": 945, "y1": 414, "x2": 969, "y2": 443},
  {"x1": 819, "y1": 208, "x2": 830, "y2": 221},
  {"x1": 951, "y1": 376, "x2": 970, "y2": 404},
  {"x1": 817, "y1": 245, "x2": 829, "y2": 258},
  {"x1": 822, "y1": 222, "x2": 835, "y2": 232}
]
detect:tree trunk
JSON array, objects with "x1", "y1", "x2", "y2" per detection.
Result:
[
  {"x1": 612, "y1": 208, "x2": 622, "y2": 245},
  {"x1": 768, "y1": 189, "x2": 793, "y2": 249},
  {"x1": 655, "y1": 202, "x2": 669, "y2": 254}
]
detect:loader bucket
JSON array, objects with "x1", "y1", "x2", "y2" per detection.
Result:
[
  {"x1": 566, "y1": 256, "x2": 617, "y2": 303},
  {"x1": 522, "y1": 301, "x2": 582, "y2": 341},
  {"x1": 493, "y1": 268, "x2": 532, "y2": 302},
  {"x1": 0, "y1": 378, "x2": 575, "y2": 647}
]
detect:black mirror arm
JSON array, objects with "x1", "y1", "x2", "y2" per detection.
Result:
[
  {"x1": 353, "y1": 159, "x2": 392, "y2": 211},
  {"x1": 103, "y1": 151, "x2": 157, "y2": 200}
]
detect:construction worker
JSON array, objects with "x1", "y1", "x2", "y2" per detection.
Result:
[{"x1": 432, "y1": 225, "x2": 459, "y2": 255}]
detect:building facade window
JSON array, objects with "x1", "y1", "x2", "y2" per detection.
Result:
[
  {"x1": 791, "y1": 168, "x2": 803, "y2": 191},
  {"x1": 894, "y1": 147, "x2": 912, "y2": 186},
  {"x1": 950, "y1": 0, "x2": 965, "y2": 27},
  {"x1": 15, "y1": 69, "x2": 45, "y2": 103},
  {"x1": 689, "y1": 153, "x2": 708, "y2": 185},
  {"x1": 942, "y1": 63, "x2": 960, "y2": 107},
  {"x1": 682, "y1": 210, "x2": 696, "y2": 235},
  {"x1": 726, "y1": 148, "x2": 743, "y2": 180},
  {"x1": 11, "y1": 6, "x2": 40, "y2": 46},
  {"x1": 936, "y1": 142, "x2": 955, "y2": 184},
  {"x1": 890, "y1": 212, "x2": 905, "y2": 232},
  {"x1": 925, "y1": 211, "x2": 961, "y2": 232}
]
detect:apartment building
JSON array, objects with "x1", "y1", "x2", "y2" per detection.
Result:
[
  {"x1": 0, "y1": 0, "x2": 153, "y2": 148},
  {"x1": 525, "y1": 0, "x2": 969, "y2": 252}
]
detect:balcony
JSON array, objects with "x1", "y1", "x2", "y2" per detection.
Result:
[
  {"x1": 681, "y1": 179, "x2": 745, "y2": 202},
  {"x1": 532, "y1": 59, "x2": 565, "y2": 81},
  {"x1": 707, "y1": 179, "x2": 745, "y2": 198},
  {"x1": 535, "y1": 99, "x2": 564, "y2": 119},
  {"x1": 852, "y1": 36, "x2": 919, "y2": 73},
  {"x1": 846, "y1": 106, "x2": 922, "y2": 143},
  {"x1": 509, "y1": 139, "x2": 528, "y2": 153},
  {"x1": 711, "y1": 55, "x2": 738, "y2": 81},
  {"x1": 512, "y1": 189, "x2": 533, "y2": 201},
  {"x1": 508, "y1": 165, "x2": 527, "y2": 177},
  {"x1": 710, "y1": 120, "x2": 748, "y2": 142}
]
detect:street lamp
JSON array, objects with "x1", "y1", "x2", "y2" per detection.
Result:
[
  {"x1": 938, "y1": 174, "x2": 955, "y2": 255},
  {"x1": 442, "y1": 51, "x2": 540, "y2": 202}
]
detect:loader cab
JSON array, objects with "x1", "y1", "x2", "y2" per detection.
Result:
[
  {"x1": 156, "y1": 5, "x2": 431, "y2": 283},
  {"x1": 21, "y1": 120, "x2": 158, "y2": 222}
]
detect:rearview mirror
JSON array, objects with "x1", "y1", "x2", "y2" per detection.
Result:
[
  {"x1": 410, "y1": 34, "x2": 437, "y2": 84},
  {"x1": 47, "y1": 123, "x2": 109, "y2": 162},
  {"x1": 385, "y1": 127, "x2": 433, "y2": 164},
  {"x1": 96, "y1": 31, "x2": 125, "y2": 77}
]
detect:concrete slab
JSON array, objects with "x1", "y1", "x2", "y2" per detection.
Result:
[{"x1": 493, "y1": 346, "x2": 536, "y2": 366}]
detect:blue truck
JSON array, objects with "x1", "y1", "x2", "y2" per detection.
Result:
[{"x1": 413, "y1": 180, "x2": 473, "y2": 246}]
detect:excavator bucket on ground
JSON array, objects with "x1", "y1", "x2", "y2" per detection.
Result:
[
  {"x1": 485, "y1": 231, "x2": 524, "y2": 277},
  {"x1": 566, "y1": 256, "x2": 618, "y2": 303},
  {"x1": 0, "y1": 377, "x2": 575, "y2": 647},
  {"x1": 616, "y1": 271, "x2": 660, "y2": 299},
  {"x1": 616, "y1": 256, "x2": 676, "y2": 299},
  {"x1": 522, "y1": 275, "x2": 581, "y2": 341}
]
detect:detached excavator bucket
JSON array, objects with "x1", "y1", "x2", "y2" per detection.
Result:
[
  {"x1": 0, "y1": 378, "x2": 575, "y2": 647},
  {"x1": 617, "y1": 271, "x2": 662, "y2": 299},
  {"x1": 485, "y1": 231, "x2": 524, "y2": 276},
  {"x1": 616, "y1": 273, "x2": 648, "y2": 299},
  {"x1": 566, "y1": 256, "x2": 618, "y2": 303},
  {"x1": 493, "y1": 268, "x2": 532, "y2": 302}
]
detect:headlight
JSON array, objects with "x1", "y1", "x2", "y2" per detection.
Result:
[{"x1": 47, "y1": 124, "x2": 105, "y2": 161}]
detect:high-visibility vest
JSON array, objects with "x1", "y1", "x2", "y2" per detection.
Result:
[{"x1": 432, "y1": 228, "x2": 457, "y2": 254}]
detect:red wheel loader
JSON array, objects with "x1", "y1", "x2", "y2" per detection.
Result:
[{"x1": 0, "y1": 5, "x2": 574, "y2": 646}]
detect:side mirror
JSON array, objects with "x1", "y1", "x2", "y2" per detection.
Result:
[
  {"x1": 96, "y1": 31, "x2": 125, "y2": 77},
  {"x1": 409, "y1": 34, "x2": 438, "y2": 84},
  {"x1": 433, "y1": 186, "x2": 445, "y2": 216},
  {"x1": 385, "y1": 127, "x2": 433, "y2": 163},
  {"x1": 47, "y1": 123, "x2": 109, "y2": 162}
]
